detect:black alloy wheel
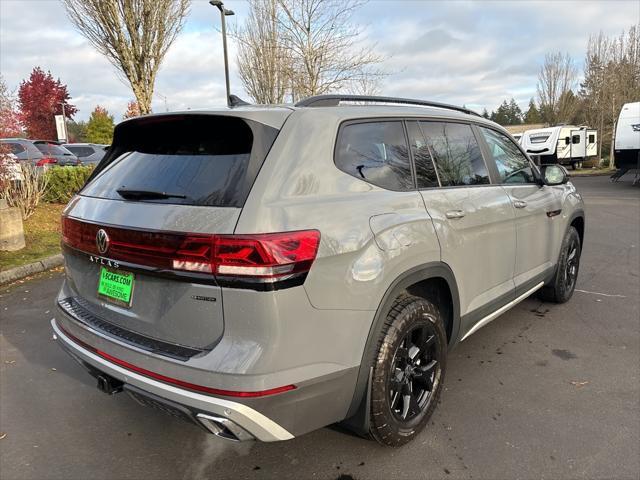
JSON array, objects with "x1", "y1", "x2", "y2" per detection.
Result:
[{"x1": 388, "y1": 324, "x2": 441, "y2": 422}]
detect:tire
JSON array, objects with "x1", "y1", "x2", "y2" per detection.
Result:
[
  {"x1": 369, "y1": 295, "x2": 447, "y2": 447},
  {"x1": 539, "y1": 226, "x2": 581, "y2": 303},
  {"x1": 571, "y1": 162, "x2": 578, "y2": 170}
]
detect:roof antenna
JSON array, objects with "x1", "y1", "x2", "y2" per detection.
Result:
[
  {"x1": 229, "y1": 95, "x2": 250, "y2": 107},
  {"x1": 210, "y1": 1, "x2": 249, "y2": 108}
]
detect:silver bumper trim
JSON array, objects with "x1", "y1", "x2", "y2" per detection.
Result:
[{"x1": 51, "y1": 319, "x2": 294, "y2": 442}]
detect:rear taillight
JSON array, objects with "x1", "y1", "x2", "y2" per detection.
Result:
[
  {"x1": 36, "y1": 157, "x2": 57, "y2": 166},
  {"x1": 61, "y1": 217, "x2": 320, "y2": 283}
]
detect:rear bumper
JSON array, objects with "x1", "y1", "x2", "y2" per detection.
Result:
[{"x1": 51, "y1": 318, "x2": 294, "y2": 442}]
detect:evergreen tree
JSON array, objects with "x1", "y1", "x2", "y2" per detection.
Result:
[
  {"x1": 508, "y1": 98, "x2": 523, "y2": 124},
  {"x1": 524, "y1": 98, "x2": 542, "y2": 124},
  {"x1": 492, "y1": 100, "x2": 511, "y2": 125},
  {"x1": 86, "y1": 106, "x2": 114, "y2": 144},
  {"x1": 67, "y1": 120, "x2": 88, "y2": 142}
]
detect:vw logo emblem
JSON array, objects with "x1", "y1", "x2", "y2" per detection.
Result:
[{"x1": 96, "y1": 229, "x2": 110, "y2": 255}]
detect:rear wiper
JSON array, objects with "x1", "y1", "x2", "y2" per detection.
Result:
[{"x1": 116, "y1": 188, "x2": 188, "y2": 200}]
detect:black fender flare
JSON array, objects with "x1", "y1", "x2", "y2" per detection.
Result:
[
  {"x1": 341, "y1": 262, "x2": 460, "y2": 433},
  {"x1": 568, "y1": 209, "x2": 585, "y2": 239}
]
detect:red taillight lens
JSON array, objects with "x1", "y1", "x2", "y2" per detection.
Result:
[
  {"x1": 61, "y1": 217, "x2": 320, "y2": 282},
  {"x1": 36, "y1": 157, "x2": 57, "y2": 166},
  {"x1": 213, "y1": 232, "x2": 320, "y2": 278}
]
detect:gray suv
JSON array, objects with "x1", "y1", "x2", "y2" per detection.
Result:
[
  {"x1": 53, "y1": 95, "x2": 585, "y2": 446},
  {"x1": 63, "y1": 143, "x2": 108, "y2": 166}
]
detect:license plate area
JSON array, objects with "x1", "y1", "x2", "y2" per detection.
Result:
[{"x1": 98, "y1": 266, "x2": 135, "y2": 308}]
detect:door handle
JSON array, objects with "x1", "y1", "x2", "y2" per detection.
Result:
[
  {"x1": 513, "y1": 200, "x2": 528, "y2": 209},
  {"x1": 445, "y1": 210, "x2": 466, "y2": 219}
]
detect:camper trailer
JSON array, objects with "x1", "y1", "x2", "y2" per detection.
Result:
[
  {"x1": 614, "y1": 102, "x2": 640, "y2": 169},
  {"x1": 521, "y1": 125, "x2": 598, "y2": 169}
]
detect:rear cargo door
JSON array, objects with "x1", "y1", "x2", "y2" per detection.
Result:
[{"x1": 60, "y1": 113, "x2": 284, "y2": 353}]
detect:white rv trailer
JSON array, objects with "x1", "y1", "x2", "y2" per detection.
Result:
[
  {"x1": 521, "y1": 125, "x2": 598, "y2": 169},
  {"x1": 614, "y1": 102, "x2": 640, "y2": 170}
]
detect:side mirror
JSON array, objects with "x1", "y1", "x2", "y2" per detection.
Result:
[{"x1": 540, "y1": 164, "x2": 568, "y2": 186}]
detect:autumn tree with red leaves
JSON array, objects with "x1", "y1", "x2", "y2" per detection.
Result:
[
  {"x1": 0, "y1": 74, "x2": 22, "y2": 138},
  {"x1": 18, "y1": 67, "x2": 77, "y2": 140},
  {"x1": 123, "y1": 100, "x2": 141, "y2": 119}
]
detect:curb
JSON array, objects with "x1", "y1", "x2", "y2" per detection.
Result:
[
  {"x1": 569, "y1": 170, "x2": 614, "y2": 177},
  {"x1": 0, "y1": 254, "x2": 64, "y2": 285}
]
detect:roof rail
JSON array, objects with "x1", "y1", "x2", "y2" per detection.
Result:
[{"x1": 294, "y1": 94, "x2": 481, "y2": 117}]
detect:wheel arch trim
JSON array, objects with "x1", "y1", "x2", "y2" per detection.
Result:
[{"x1": 343, "y1": 262, "x2": 460, "y2": 425}]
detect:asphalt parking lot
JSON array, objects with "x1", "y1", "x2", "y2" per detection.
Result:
[{"x1": 1, "y1": 175, "x2": 638, "y2": 480}]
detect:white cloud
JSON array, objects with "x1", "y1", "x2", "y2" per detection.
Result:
[{"x1": 1, "y1": 0, "x2": 638, "y2": 122}]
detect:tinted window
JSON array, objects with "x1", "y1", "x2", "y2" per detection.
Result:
[
  {"x1": 335, "y1": 121, "x2": 413, "y2": 191},
  {"x1": 34, "y1": 143, "x2": 71, "y2": 155},
  {"x1": 406, "y1": 121, "x2": 439, "y2": 188},
  {"x1": 480, "y1": 127, "x2": 536, "y2": 184},
  {"x1": 82, "y1": 115, "x2": 276, "y2": 208},
  {"x1": 531, "y1": 134, "x2": 551, "y2": 144},
  {"x1": 572, "y1": 135, "x2": 580, "y2": 144},
  {"x1": 6, "y1": 143, "x2": 25, "y2": 155},
  {"x1": 419, "y1": 122, "x2": 489, "y2": 186},
  {"x1": 588, "y1": 134, "x2": 595, "y2": 143},
  {"x1": 66, "y1": 146, "x2": 94, "y2": 157}
]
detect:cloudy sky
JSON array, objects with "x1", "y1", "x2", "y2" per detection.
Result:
[{"x1": 1, "y1": 0, "x2": 638, "y2": 122}]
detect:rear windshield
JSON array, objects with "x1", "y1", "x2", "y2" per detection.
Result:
[
  {"x1": 81, "y1": 115, "x2": 279, "y2": 208},
  {"x1": 35, "y1": 143, "x2": 71, "y2": 155}
]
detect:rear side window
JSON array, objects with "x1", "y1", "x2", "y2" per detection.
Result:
[
  {"x1": 35, "y1": 143, "x2": 72, "y2": 155},
  {"x1": 5, "y1": 143, "x2": 25, "y2": 155},
  {"x1": 66, "y1": 146, "x2": 94, "y2": 157},
  {"x1": 335, "y1": 121, "x2": 413, "y2": 191},
  {"x1": 419, "y1": 122, "x2": 489, "y2": 186},
  {"x1": 82, "y1": 115, "x2": 278, "y2": 208}
]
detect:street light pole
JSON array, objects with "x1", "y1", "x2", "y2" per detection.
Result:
[{"x1": 209, "y1": 0, "x2": 235, "y2": 107}]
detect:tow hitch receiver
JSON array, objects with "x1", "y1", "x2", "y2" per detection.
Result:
[{"x1": 96, "y1": 374, "x2": 124, "y2": 395}]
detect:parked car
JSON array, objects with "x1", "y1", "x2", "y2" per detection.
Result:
[
  {"x1": 0, "y1": 152, "x2": 23, "y2": 182},
  {"x1": 52, "y1": 95, "x2": 585, "y2": 446},
  {"x1": 63, "y1": 143, "x2": 108, "y2": 166},
  {"x1": 33, "y1": 140, "x2": 79, "y2": 166},
  {"x1": 0, "y1": 138, "x2": 47, "y2": 166}
]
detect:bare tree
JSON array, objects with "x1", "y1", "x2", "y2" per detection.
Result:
[
  {"x1": 580, "y1": 25, "x2": 640, "y2": 164},
  {"x1": 235, "y1": 0, "x2": 385, "y2": 103},
  {"x1": 234, "y1": 0, "x2": 291, "y2": 104},
  {"x1": 278, "y1": 0, "x2": 385, "y2": 99},
  {"x1": 537, "y1": 52, "x2": 578, "y2": 125},
  {"x1": 62, "y1": 0, "x2": 190, "y2": 114},
  {"x1": 348, "y1": 74, "x2": 382, "y2": 96}
]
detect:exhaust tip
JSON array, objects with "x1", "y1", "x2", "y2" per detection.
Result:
[
  {"x1": 96, "y1": 374, "x2": 124, "y2": 395},
  {"x1": 197, "y1": 414, "x2": 254, "y2": 442}
]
